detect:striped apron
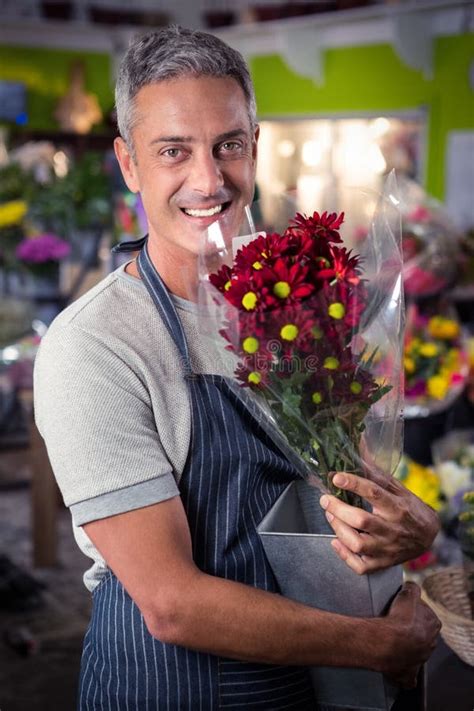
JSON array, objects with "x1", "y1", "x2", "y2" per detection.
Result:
[{"x1": 78, "y1": 240, "x2": 316, "y2": 710}]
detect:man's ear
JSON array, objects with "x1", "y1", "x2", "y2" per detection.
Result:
[
  {"x1": 252, "y1": 124, "x2": 260, "y2": 163},
  {"x1": 114, "y1": 137, "x2": 140, "y2": 193}
]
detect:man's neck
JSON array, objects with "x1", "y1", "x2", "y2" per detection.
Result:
[{"x1": 124, "y1": 241, "x2": 199, "y2": 302}]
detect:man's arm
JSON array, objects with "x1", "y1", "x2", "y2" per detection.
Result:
[
  {"x1": 84, "y1": 495, "x2": 440, "y2": 689},
  {"x1": 319, "y1": 469, "x2": 440, "y2": 574}
]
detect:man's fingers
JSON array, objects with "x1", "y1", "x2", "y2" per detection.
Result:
[
  {"x1": 331, "y1": 539, "x2": 386, "y2": 575},
  {"x1": 362, "y1": 463, "x2": 390, "y2": 487},
  {"x1": 325, "y1": 512, "x2": 380, "y2": 557},
  {"x1": 400, "y1": 581, "x2": 421, "y2": 598},
  {"x1": 320, "y1": 492, "x2": 389, "y2": 534},
  {"x1": 328, "y1": 472, "x2": 401, "y2": 518}
]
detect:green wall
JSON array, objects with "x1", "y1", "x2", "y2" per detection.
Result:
[
  {"x1": 251, "y1": 33, "x2": 474, "y2": 199},
  {"x1": 0, "y1": 45, "x2": 114, "y2": 131},
  {"x1": 0, "y1": 34, "x2": 472, "y2": 198}
]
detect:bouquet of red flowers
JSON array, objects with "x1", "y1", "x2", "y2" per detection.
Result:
[{"x1": 198, "y1": 176, "x2": 404, "y2": 503}]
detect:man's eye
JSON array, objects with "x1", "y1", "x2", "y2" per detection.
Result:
[
  {"x1": 161, "y1": 148, "x2": 182, "y2": 159},
  {"x1": 218, "y1": 141, "x2": 243, "y2": 155}
]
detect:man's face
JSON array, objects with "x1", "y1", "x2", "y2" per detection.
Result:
[{"x1": 115, "y1": 75, "x2": 258, "y2": 260}]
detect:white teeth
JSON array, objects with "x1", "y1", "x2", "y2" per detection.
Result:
[{"x1": 183, "y1": 204, "x2": 224, "y2": 217}]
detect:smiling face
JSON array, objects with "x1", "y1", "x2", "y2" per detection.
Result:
[{"x1": 114, "y1": 75, "x2": 259, "y2": 289}]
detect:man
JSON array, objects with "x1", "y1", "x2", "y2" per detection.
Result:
[{"x1": 34, "y1": 26, "x2": 440, "y2": 710}]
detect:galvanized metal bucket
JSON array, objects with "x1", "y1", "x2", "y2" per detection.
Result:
[{"x1": 258, "y1": 479, "x2": 402, "y2": 710}]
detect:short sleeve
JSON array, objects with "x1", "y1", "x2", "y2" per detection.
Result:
[{"x1": 33, "y1": 324, "x2": 179, "y2": 526}]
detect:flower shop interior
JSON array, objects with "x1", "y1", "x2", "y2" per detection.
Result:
[{"x1": 0, "y1": 0, "x2": 473, "y2": 709}]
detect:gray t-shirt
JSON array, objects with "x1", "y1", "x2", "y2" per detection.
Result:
[{"x1": 34, "y1": 262, "x2": 229, "y2": 591}]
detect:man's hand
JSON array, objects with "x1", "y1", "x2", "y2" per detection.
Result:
[
  {"x1": 378, "y1": 582, "x2": 441, "y2": 689},
  {"x1": 319, "y1": 467, "x2": 440, "y2": 574}
]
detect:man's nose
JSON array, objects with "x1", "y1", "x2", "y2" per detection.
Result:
[{"x1": 188, "y1": 153, "x2": 224, "y2": 196}]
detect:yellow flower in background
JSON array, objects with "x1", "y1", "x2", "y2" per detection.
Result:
[
  {"x1": 397, "y1": 457, "x2": 441, "y2": 511},
  {"x1": 445, "y1": 348, "x2": 461, "y2": 369},
  {"x1": 467, "y1": 337, "x2": 474, "y2": 369},
  {"x1": 0, "y1": 200, "x2": 28, "y2": 228},
  {"x1": 419, "y1": 342, "x2": 438, "y2": 358},
  {"x1": 427, "y1": 374, "x2": 450, "y2": 399},
  {"x1": 404, "y1": 357, "x2": 416, "y2": 374},
  {"x1": 428, "y1": 316, "x2": 460, "y2": 341}
]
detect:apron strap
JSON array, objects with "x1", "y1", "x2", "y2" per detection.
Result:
[
  {"x1": 136, "y1": 239, "x2": 193, "y2": 375},
  {"x1": 111, "y1": 235, "x2": 148, "y2": 253}
]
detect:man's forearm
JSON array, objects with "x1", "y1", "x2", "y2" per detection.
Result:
[
  {"x1": 86, "y1": 500, "x2": 438, "y2": 687},
  {"x1": 142, "y1": 569, "x2": 385, "y2": 671}
]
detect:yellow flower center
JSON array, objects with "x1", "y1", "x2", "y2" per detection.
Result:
[
  {"x1": 324, "y1": 357, "x2": 339, "y2": 370},
  {"x1": 242, "y1": 337, "x2": 259, "y2": 354},
  {"x1": 311, "y1": 326, "x2": 322, "y2": 339},
  {"x1": 312, "y1": 392, "x2": 322, "y2": 404},
  {"x1": 242, "y1": 292, "x2": 258, "y2": 311},
  {"x1": 328, "y1": 302, "x2": 346, "y2": 320},
  {"x1": 248, "y1": 371, "x2": 261, "y2": 385},
  {"x1": 280, "y1": 324, "x2": 299, "y2": 341},
  {"x1": 350, "y1": 381, "x2": 362, "y2": 394},
  {"x1": 252, "y1": 261, "x2": 263, "y2": 270},
  {"x1": 224, "y1": 280, "x2": 232, "y2": 291},
  {"x1": 273, "y1": 281, "x2": 291, "y2": 299}
]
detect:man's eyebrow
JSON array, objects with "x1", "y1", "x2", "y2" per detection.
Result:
[
  {"x1": 149, "y1": 128, "x2": 248, "y2": 146},
  {"x1": 149, "y1": 135, "x2": 193, "y2": 145},
  {"x1": 214, "y1": 128, "x2": 248, "y2": 142}
]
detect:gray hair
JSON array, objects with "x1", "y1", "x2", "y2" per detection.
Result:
[{"x1": 115, "y1": 25, "x2": 257, "y2": 154}]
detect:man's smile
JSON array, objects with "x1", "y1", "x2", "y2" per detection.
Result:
[{"x1": 180, "y1": 201, "x2": 232, "y2": 218}]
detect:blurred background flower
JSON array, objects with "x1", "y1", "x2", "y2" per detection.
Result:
[{"x1": 15, "y1": 233, "x2": 71, "y2": 278}]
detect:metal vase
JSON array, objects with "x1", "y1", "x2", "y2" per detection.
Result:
[{"x1": 258, "y1": 479, "x2": 402, "y2": 710}]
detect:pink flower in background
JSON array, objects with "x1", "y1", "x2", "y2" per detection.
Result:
[
  {"x1": 15, "y1": 234, "x2": 71, "y2": 264},
  {"x1": 407, "y1": 205, "x2": 431, "y2": 223},
  {"x1": 403, "y1": 264, "x2": 447, "y2": 296},
  {"x1": 405, "y1": 549, "x2": 437, "y2": 571},
  {"x1": 353, "y1": 226, "x2": 369, "y2": 244}
]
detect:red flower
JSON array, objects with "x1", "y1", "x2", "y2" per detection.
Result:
[
  {"x1": 234, "y1": 232, "x2": 293, "y2": 272},
  {"x1": 266, "y1": 306, "x2": 319, "y2": 359},
  {"x1": 209, "y1": 264, "x2": 233, "y2": 293},
  {"x1": 315, "y1": 246, "x2": 361, "y2": 286},
  {"x1": 222, "y1": 278, "x2": 263, "y2": 312},
  {"x1": 256, "y1": 258, "x2": 315, "y2": 308},
  {"x1": 235, "y1": 360, "x2": 271, "y2": 389},
  {"x1": 288, "y1": 211, "x2": 344, "y2": 243}
]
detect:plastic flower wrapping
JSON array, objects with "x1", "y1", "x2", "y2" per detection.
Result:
[
  {"x1": 398, "y1": 177, "x2": 461, "y2": 299},
  {"x1": 196, "y1": 174, "x2": 404, "y2": 503},
  {"x1": 403, "y1": 303, "x2": 469, "y2": 417}
]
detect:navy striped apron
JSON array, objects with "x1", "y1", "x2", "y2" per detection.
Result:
[{"x1": 78, "y1": 240, "x2": 316, "y2": 709}]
